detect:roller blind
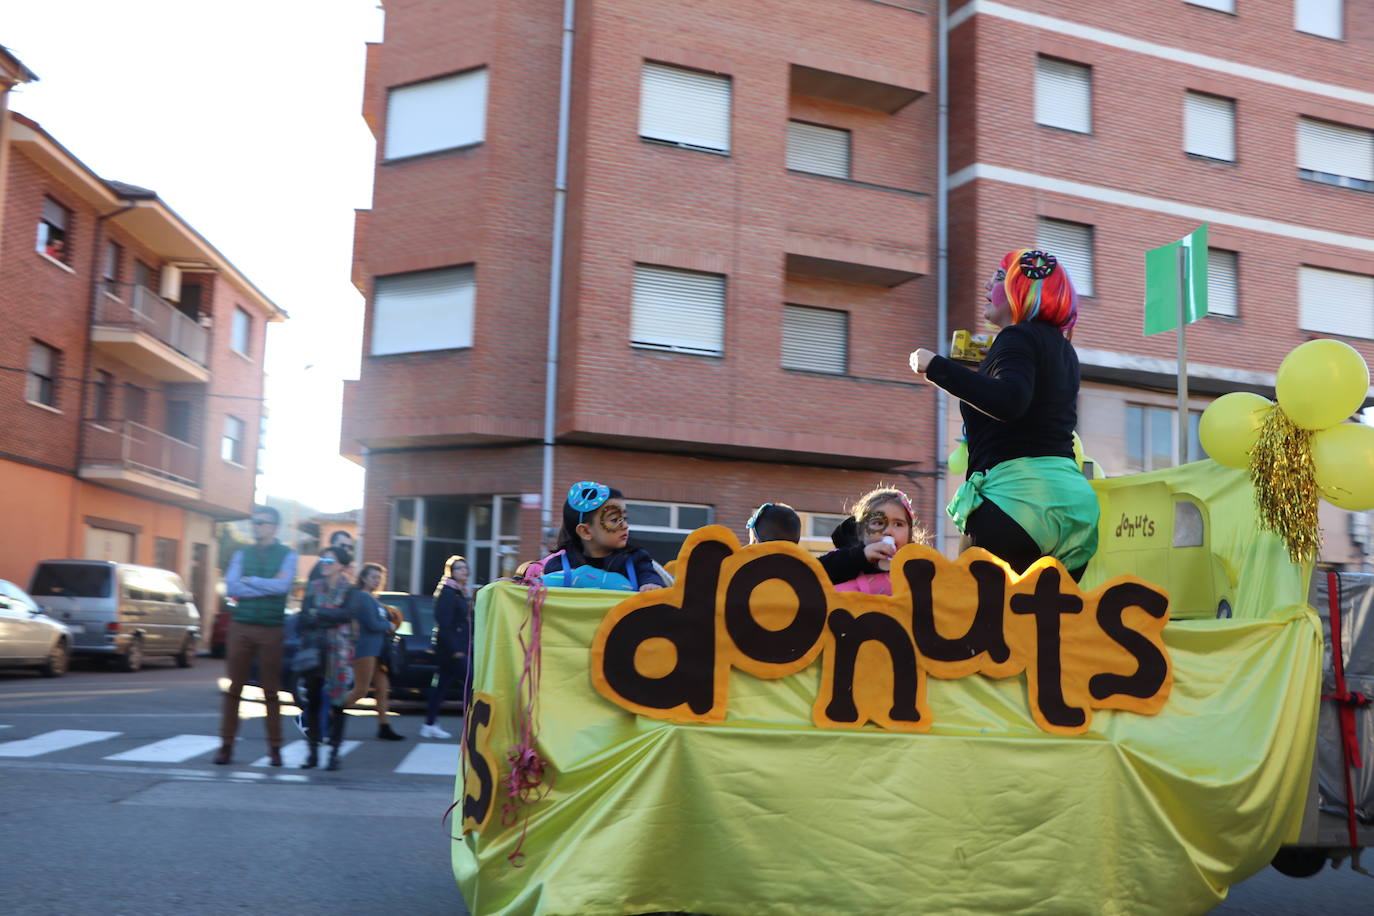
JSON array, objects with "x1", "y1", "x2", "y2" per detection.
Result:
[
  {"x1": 787, "y1": 121, "x2": 851, "y2": 178},
  {"x1": 1207, "y1": 248, "x2": 1239, "y2": 317},
  {"x1": 639, "y1": 63, "x2": 731, "y2": 152},
  {"x1": 631, "y1": 265, "x2": 726, "y2": 356},
  {"x1": 1186, "y1": 0, "x2": 1234, "y2": 11},
  {"x1": 1299, "y1": 266, "x2": 1374, "y2": 339},
  {"x1": 1295, "y1": 0, "x2": 1343, "y2": 39},
  {"x1": 1036, "y1": 218, "x2": 1095, "y2": 297},
  {"x1": 782, "y1": 305, "x2": 848, "y2": 374},
  {"x1": 1035, "y1": 57, "x2": 1092, "y2": 134},
  {"x1": 385, "y1": 69, "x2": 487, "y2": 160},
  {"x1": 1184, "y1": 92, "x2": 1236, "y2": 161},
  {"x1": 371, "y1": 265, "x2": 475, "y2": 356},
  {"x1": 42, "y1": 197, "x2": 67, "y2": 229},
  {"x1": 1298, "y1": 118, "x2": 1373, "y2": 183}
]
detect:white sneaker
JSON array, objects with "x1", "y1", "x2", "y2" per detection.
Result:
[{"x1": 419, "y1": 723, "x2": 452, "y2": 740}]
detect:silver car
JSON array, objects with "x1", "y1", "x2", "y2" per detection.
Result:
[{"x1": 0, "y1": 578, "x2": 71, "y2": 677}]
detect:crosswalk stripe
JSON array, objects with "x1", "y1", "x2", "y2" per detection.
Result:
[
  {"x1": 103, "y1": 734, "x2": 223, "y2": 763},
  {"x1": 251, "y1": 740, "x2": 362, "y2": 768},
  {"x1": 395, "y1": 742, "x2": 461, "y2": 776},
  {"x1": 0, "y1": 729, "x2": 122, "y2": 757}
]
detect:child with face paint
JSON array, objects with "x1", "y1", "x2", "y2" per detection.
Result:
[
  {"x1": 531, "y1": 481, "x2": 666, "y2": 592},
  {"x1": 819, "y1": 487, "x2": 925, "y2": 596}
]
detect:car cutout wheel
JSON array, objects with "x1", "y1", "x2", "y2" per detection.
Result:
[
  {"x1": 175, "y1": 635, "x2": 195, "y2": 668},
  {"x1": 120, "y1": 636, "x2": 144, "y2": 673},
  {"x1": 39, "y1": 638, "x2": 69, "y2": 678}
]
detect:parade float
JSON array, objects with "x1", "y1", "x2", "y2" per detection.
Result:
[{"x1": 448, "y1": 339, "x2": 1374, "y2": 915}]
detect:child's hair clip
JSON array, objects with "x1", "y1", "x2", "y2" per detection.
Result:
[
  {"x1": 567, "y1": 481, "x2": 611, "y2": 515},
  {"x1": 746, "y1": 502, "x2": 774, "y2": 531}
]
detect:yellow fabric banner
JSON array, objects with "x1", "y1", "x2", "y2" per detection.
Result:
[{"x1": 455, "y1": 463, "x2": 1322, "y2": 915}]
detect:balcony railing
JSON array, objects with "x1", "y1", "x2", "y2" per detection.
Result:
[
  {"x1": 96, "y1": 282, "x2": 209, "y2": 367},
  {"x1": 82, "y1": 419, "x2": 200, "y2": 487}
]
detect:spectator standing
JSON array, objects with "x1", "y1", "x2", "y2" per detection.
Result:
[
  {"x1": 420, "y1": 555, "x2": 469, "y2": 739},
  {"x1": 297, "y1": 547, "x2": 360, "y2": 770},
  {"x1": 344, "y1": 562, "x2": 405, "y2": 741},
  {"x1": 215, "y1": 506, "x2": 298, "y2": 766},
  {"x1": 308, "y1": 530, "x2": 356, "y2": 581}
]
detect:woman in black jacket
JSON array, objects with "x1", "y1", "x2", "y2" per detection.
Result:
[{"x1": 420, "y1": 555, "x2": 469, "y2": 740}]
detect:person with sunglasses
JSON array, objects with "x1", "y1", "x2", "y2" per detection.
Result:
[
  {"x1": 528, "y1": 481, "x2": 666, "y2": 592},
  {"x1": 215, "y1": 505, "x2": 298, "y2": 766}
]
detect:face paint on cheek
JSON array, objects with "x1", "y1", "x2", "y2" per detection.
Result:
[{"x1": 599, "y1": 509, "x2": 627, "y2": 533}]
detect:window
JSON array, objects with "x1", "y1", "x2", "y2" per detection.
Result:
[
  {"x1": 92, "y1": 370, "x2": 114, "y2": 421},
  {"x1": 1297, "y1": 118, "x2": 1372, "y2": 191},
  {"x1": 166, "y1": 400, "x2": 193, "y2": 443},
  {"x1": 631, "y1": 265, "x2": 726, "y2": 356},
  {"x1": 782, "y1": 305, "x2": 848, "y2": 374},
  {"x1": 384, "y1": 68, "x2": 487, "y2": 160},
  {"x1": 1036, "y1": 218, "x2": 1095, "y2": 296},
  {"x1": 134, "y1": 260, "x2": 154, "y2": 291},
  {"x1": 1300, "y1": 266, "x2": 1374, "y2": 339},
  {"x1": 1295, "y1": 0, "x2": 1343, "y2": 39},
  {"x1": 1126, "y1": 405, "x2": 1205, "y2": 473},
  {"x1": 1186, "y1": 0, "x2": 1234, "y2": 11},
  {"x1": 36, "y1": 197, "x2": 70, "y2": 263},
  {"x1": 1184, "y1": 92, "x2": 1236, "y2": 162},
  {"x1": 153, "y1": 537, "x2": 179, "y2": 573},
  {"x1": 371, "y1": 265, "x2": 475, "y2": 356},
  {"x1": 798, "y1": 511, "x2": 849, "y2": 557},
  {"x1": 624, "y1": 501, "x2": 714, "y2": 564},
  {"x1": 787, "y1": 121, "x2": 851, "y2": 178},
  {"x1": 26, "y1": 341, "x2": 59, "y2": 407},
  {"x1": 102, "y1": 241, "x2": 122, "y2": 285},
  {"x1": 639, "y1": 62, "x2": 732, "y2": 153},
  {"x1": 124, "y1": 384, "x2": 147, "y2": 424},
  {"x1": 1035, "y1": 56, "x2": 1091, "y2": 134},
  {"x1": 231, "y1": 307, "x2": 252, "y2": 356},
  {"x1": 390, "y1": 495, "x2": 523, "y2": 592},
  {"x1": 1207, "y1": 248, "x2": 1239, "y2": 318},
  {"x1": 222, "y1": 415, "x2": 246, "y2": 464}
]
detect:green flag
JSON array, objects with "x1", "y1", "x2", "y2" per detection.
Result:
[{"x1": 1144, "y1": 225, "x2": 1209, "y2": 336}]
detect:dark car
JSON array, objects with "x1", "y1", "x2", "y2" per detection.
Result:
[{"x1": 376, "y1": 591, "x2": 465, "y2": 704}]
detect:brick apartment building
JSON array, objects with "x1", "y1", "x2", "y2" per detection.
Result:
[
  {"x1": 343, "y1": 0, "x2": 1374, "y2": 591},
  {"x1": 0, "y1": 90, "x2": 285, "y2": 617}
]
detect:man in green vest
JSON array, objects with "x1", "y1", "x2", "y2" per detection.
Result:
[{"x1": 215, "y1": 505, "x2": 298, "y2": 766}]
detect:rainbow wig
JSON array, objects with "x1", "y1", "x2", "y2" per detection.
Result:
[{"x1": 999, "y1": 248, "x2": 1079, "y2": 338}]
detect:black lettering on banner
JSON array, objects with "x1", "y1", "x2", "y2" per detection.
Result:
[
  {"x1": 906, "y1": 558, "x2": 1011, "y2": 666},
  {"x1": 824, "y1": 608, "x2": 922, "y2": 724},
  {"x1": 1089, "y1": 583, "x2": 1171, "y2": 701},
  {"x1": 725, "y1": 553, "x2": 828, "y2": 665},
  {"x1": 462, "y1": 696, "x2": 494, "y2": 832},
  {"x1": 601, "y1": 539, "x2": 732, "y2": 715},
  {"x1": 1009, "y1": 567, "x2": 1085, "y2": 730}
]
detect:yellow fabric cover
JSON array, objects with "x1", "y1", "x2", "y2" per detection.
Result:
[{"x1": 455, "y1": 461, "x2": 1321, "y2": 915}]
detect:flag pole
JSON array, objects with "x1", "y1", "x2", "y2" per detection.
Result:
[{"x1": 1177, "y1": 243, "x2": 1189, "y2": 465}]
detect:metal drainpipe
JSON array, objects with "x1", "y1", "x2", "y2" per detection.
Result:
[
  {"x1": 540, "y1": 0, "x2": 576, "y2": 551},
  {"x1": 934, "y1": 0, "x2": 951, "y2": 555}
]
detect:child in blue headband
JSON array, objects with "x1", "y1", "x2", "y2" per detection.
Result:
[{"x1": 531, "y1": 481, "x2": 666, "y2": 591}]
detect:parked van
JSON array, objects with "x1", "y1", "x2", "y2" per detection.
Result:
[{"x1": 27, "y1": 560, "x2": 200, "y2": 672}]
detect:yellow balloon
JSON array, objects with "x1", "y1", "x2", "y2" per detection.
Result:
[
  {"x1": 1312, "y1": 423, "x2": 1374, "y2": 511},
  {"x1": 1276, "y1": 339, "x2": 1370, "y2": 430},
  {"x1": 1072, "y1": 432, "x2": 1084, "y2": 468},
  {"x1": 948, "y1": 440, "x2": 968, "y2": 476},
  {"x1": 1199, "y1": 392, "x2": 1273, "y2": 469}
]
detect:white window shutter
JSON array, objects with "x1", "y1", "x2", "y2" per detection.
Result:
[
  {"x1": 631, "y1": 265, "x2": 726, "y2": 356},
  {"x1": 385, "y1": 69, "x2": 488, "y2": 160},
  {"x1": 782, "y1": 305, "x2": 847, "y2": 374},
  {"x1": 639, "y1": 63, "x2": 731, "y2": 152},
  {"x1": 1298, "y1": 118, "x2": 1373, "y2": 183},
  {"x1": 1300, "y1": 266, "x2": 1374, "y2": 339},
  {"x1": 1184, "y1": 92, "x2": 1236, "y2": 161},
  {"x1": 1207, "y1": 249, "x2": 1239, "y2": 317},
  {"x1": 1295, "y1": 0, "x2": 1343, "y2": 39},
  {"x1": 1035, "y1": 57, "x2": 1092, "y2": 134},
  {"x1": 787, "y1": 121, "x2": 851, "y2": 178},
  {"x1": 371, "y1": 265, "x2": 476, "y2": 356},
  {"x1": 1036, "y1": 218, "x2": 1095, "y2": 297}
]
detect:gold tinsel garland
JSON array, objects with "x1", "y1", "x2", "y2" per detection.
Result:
[{"x1": 1249, "y1": 406, "x2": 1321, "y2": 564}]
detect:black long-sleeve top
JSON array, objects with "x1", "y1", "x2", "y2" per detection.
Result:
[
  {"x1": 924, "y1": 320, "x2": 1079, "y2": 476},
  {"x1": 432, "y1": 585, "x2": 470, "y2": 657}
]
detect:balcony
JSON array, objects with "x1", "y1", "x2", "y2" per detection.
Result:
[
  {"x1": 91, "y1": 283, "x2": 210, "y2": 382},
  {"x1": 79, "y1": 419, "x2": 201, "y2": 502}
]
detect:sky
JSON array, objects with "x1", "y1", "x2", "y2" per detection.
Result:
[{"x1": 2, "y1": 0, "x2": 383, "y2": 512}]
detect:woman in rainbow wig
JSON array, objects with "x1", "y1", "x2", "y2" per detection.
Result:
[{"x1": 911, "y1": 248, "x2": 1099, "y2": 580}]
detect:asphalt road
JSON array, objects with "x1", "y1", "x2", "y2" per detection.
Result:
[
  {"x1": 0, "y1": 657, "x2": 469, "y2": 916},
  {"x1": 2, "y1": 657, "x2": 1370, "y2": 914}
]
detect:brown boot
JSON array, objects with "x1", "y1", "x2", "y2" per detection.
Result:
[
  {"x1": 212, "y1": 744, "x2": 233, "y2": 765},
  {"x1": 268, "y1": 747, "x2": 283, "y2": 767}
]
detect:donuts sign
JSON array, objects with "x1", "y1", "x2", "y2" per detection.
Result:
[{"x1": 591, "y1": 527, "x2": 1172, "y2": 736}]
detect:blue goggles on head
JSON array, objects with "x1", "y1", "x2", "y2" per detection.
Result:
[
  {"x1": 746, "y1": 503, "x2": 773, "y2": 531},
  {"x1": 567, "y1": 481, "x2": 611, "y2": 521}
]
